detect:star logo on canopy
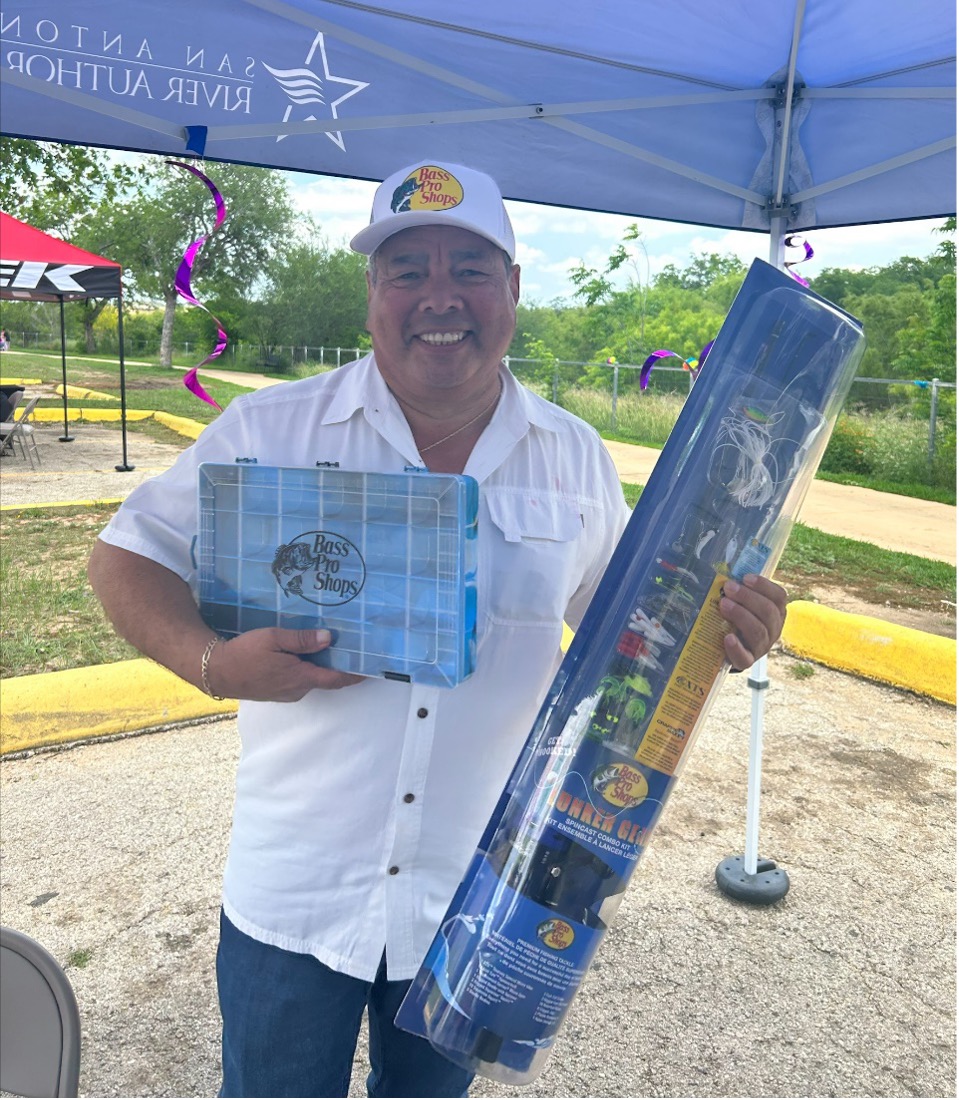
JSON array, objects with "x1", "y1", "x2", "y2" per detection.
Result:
[{"x1": 264, "y1": 32, "x2": 368, "y2": 151}]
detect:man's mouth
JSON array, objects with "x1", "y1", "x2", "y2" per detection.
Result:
[{"x1": 417, "y1": 331, "x2": 468, "y2": 346}]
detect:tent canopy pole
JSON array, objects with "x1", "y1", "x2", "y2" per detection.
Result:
[
  {"x1": 115, "y1": 290, "x2": 134, "y2": 473},
  {"x1": 57, "y1": 296, "x2": 74, "y2": 444}
]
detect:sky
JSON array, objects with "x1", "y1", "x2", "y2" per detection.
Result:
[{"x1": 286, "y1": 170, "x2": 951, "y2": 306}]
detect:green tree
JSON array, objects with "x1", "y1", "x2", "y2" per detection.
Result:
[
  {"x1": 843, "y1": 288, "x2": 931, "y2": 380},
  {"x1": 0, "y1": 137, "x2": 138, "y2": 235},
  {"x1": 508, "y1": 301, "x2": 593, "y2": 364},
  {"x1": 102, "y1": 161, "x2": 294, "y2": 367},
  {"x1": 569, "y1": 224, "x2": 652, "y2": 371},
  {"x1": 262, "y1": 227, "x2": 369, "y2": 352}
]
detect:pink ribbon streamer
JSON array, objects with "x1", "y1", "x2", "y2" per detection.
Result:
[
  {"x1": 640, "y1": 341, "x2": 714, "y2": 390},
  {"x1": 167, "y1": 160, "x2": 228, "y2": 411},
  {"x1": 784, "y1": 234, "x2": 814, "y2": 287}
]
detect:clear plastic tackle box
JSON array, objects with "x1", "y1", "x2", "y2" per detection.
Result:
[{"x1": 196, "y1": 463, "x2": 479, "y2": 687}]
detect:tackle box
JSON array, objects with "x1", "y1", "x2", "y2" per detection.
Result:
[{"x1": 196, "y1": 462, "x2": 478, "y2": 687}]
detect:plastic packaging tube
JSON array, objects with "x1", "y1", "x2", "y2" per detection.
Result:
[{"x1": 395, "y1": 259, "x2": 867, "y2": 1084}]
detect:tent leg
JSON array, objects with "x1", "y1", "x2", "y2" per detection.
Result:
[
  {"x1": 115, "y1": 291, "x2": 134, "y2": 472},
  {"x1": 58, "y1": 297, "x2": 75, "y2": 442},
  {"x1": 714, "y1": 219, "x2": 790, "y2": 905}
]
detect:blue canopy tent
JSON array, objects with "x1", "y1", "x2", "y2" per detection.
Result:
[{"x1": 0, "y1": 0, "x2": 953, "y2": 242}]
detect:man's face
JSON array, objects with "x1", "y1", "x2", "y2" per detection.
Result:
[{"x1": 365, "y1": 225, "x2": 520, "y2": 403}]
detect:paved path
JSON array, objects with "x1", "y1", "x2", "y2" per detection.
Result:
[{"x1": 603, "y1": 440, "x2": 956, "y2": 565}]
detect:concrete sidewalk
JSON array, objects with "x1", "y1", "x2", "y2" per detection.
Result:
[
  {"x1": 3, "y1": 401, "x2": 954, "y2": 564},
  {"x1": 603, "y1": 440, "x2": 957, "y2": 565}
]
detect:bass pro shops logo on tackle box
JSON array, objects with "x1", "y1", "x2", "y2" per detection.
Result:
[{"x1": 271, "y1": 531, "x2": 366, "y2": 607}]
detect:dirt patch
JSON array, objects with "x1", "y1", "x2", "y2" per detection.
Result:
[
  {"x1": 806, "y1": 583, "x2": 956, "y2": 638},
  {"x1": 123, "y1": 379, "x2": 182, "y2": 390}
]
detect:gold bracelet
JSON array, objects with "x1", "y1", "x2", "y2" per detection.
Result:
[{"x1": 201, "y1": 636, "x2": 225, "y2": 701}]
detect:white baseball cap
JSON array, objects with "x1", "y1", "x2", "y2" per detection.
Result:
[{"x1": 350, "y1": 161, "x2": 516, "y2": 261}]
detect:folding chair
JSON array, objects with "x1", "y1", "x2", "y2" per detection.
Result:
[
  {"x1": 0, "y1": 387, "x2": 24, "y2": 421},
  {"x1": 0, "y1": 394, "x2": 42, "y2": 468},
  {"x1": 0, "y1": 926, "x2": 81, "y2": 1097}
]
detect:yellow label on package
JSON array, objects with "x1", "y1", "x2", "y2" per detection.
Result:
[{"x1": 635, "y1": 571, "x2": 729, "y2": 775}]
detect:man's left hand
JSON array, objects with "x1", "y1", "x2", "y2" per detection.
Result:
[{"x1": 719, "y1": 574, "x2": 788, "y2": 671}]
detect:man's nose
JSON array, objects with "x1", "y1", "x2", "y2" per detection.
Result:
[{"x1": 417, "y1": 273, "x2": 463, "y2": 312}]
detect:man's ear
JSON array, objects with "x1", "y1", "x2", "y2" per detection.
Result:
[{"x1": 510, "y1": 264, "x2": 521, "y2": 304}]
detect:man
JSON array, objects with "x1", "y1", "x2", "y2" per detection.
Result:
[{"x1": 89, "y1": 160, "x2": 787, "y2": 1097}]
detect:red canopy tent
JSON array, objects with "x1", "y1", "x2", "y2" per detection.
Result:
[{"x1": 0, "y1": 211, "x2": 133, "y2": 470}]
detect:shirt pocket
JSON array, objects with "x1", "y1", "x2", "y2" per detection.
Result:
[{"x1": 481, "y1": 489, "x2": 585, "y2": 626}]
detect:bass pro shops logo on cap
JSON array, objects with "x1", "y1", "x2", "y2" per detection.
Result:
[{"x1": 391, "y1": 166, "x2": 465, "y2": 213}]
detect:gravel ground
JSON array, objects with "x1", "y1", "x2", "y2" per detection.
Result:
[
  {"x1": 1, "y1": 654, "x2": 954, "y2": 1098},
  {"x1": 0, "y1": 419, "x2": 186, "y2": 506}
]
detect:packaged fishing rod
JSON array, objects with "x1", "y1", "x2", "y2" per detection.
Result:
[{"x1": 395, "y1": 259, "x2": 867, "y2": 1084}]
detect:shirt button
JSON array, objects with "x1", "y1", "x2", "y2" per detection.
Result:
[
  {"x1": 417, "y1": 707, "x2": 429, "y2": 718},
  {"x1": 403, "y1": 793, "x2": 415, "y2": 803},
  {"x1": 388, "y1": 866, "x2": 400, "y2": 875}
]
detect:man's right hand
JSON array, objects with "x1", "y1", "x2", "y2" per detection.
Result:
[
  {"x1": 89, "y1": 541, "x2": 364, "y2": 703},
  {"x1": 204, "y1": 627, "x2": 365, "y2": 702}
]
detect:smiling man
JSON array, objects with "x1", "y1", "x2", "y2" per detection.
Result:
[{"x1": 88, "y1": 159, "x2": 787, "y2": 1097}]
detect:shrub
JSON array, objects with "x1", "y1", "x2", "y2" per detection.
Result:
[{"x1": 821, "y1": 414, "x2": 874, "y2": 475}]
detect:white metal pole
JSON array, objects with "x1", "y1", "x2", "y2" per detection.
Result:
[
  {"x1": 740, "y1": 225, "x2": 785, "y2": 876},
  {"x1": 744, "y1": 653, "x2": 768, "y2": 875}
]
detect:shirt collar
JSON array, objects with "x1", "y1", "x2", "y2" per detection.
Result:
[
  {"x1": 320, "y1": 352, "x2": 385, "y2": 426},
  {"x1": 318, "y1": 352, "x2": 564, "y2": 479}
]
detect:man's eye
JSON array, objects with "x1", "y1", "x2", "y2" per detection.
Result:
[
  {"x1": 457, "y1": 268, "x2": 487, "y2": 278},
  {"x1": 393, "y1": 271, "x2": 423, "y2": 282}
]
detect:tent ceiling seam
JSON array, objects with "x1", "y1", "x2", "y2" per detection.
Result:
[
  {"x1": 773, "y1": 0, "x2": 807, "y2": 206},
  {"x1": 204, "y1": 91, "x2": 773, "y2": 142},
  {"x1": 832, "y1": 56, "x2": 956, "y2": 88},
  {"x1": 805, "y1": 87, "x2": 955, "y2": 98}
]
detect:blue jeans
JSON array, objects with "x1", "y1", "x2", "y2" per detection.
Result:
[{"x1": 216, "y1": 910, "x2": 474, "y2": 1097}]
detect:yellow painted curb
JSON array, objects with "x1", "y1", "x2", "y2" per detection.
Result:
[
  {"x1": 0, "y1": 499, "x2": 123, "y2": 512},
  {"x1": 153, "y1": 410, "x2": 206, "y2": 440},
  {"x1": 782, "y1": 600, "x2": 956, "y2": 705},
  {"x1": 33, "y1": 407, "x2": 153, "y2": 423},
  {"x1": 0, "y1": 377, "x2": 43, "y2": 385},
  {"x1": 1, "y1": 604, "x2": 952, "y2": 755},
  {"x1": 30, "y1": 406, "x2": 206, "y2": 441},
  {"x1": 55, "y1": 384, "x2": 119, "y2": 402},
  {"x1": 0, "y1": 658, "x2": 237, "y2": 755}
]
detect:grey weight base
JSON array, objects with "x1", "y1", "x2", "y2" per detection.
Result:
[{"x1": 715, "y1": 854, "x2": 790, "y2": 904}]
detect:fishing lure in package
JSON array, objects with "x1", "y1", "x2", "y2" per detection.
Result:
[{"x1": 394, "y1": 259, "x2": 867, "y2": 1083}]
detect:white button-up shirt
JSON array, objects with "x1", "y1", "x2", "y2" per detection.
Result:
[{"x1": 99, "y1": 355, "x2": 630, "y2": 980}]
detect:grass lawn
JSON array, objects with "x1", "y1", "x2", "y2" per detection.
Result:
[
  {"x1": 620, "y1": 482, "x2": 955, "y2": 619},
  {"x1": 0, "y1": 506, "x2": 138, "y2": 677}
]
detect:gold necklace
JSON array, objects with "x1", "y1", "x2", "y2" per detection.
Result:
[{"x1": 418, "y1": 384, "x2": 502, "y2": 454}]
